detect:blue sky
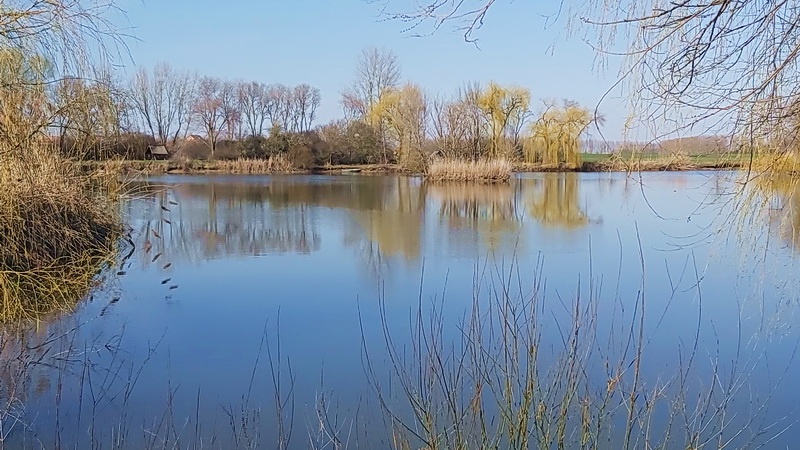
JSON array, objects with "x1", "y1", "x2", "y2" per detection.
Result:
[{"x1": 116, "y1": 0, "x2": 628, "y2": 139}]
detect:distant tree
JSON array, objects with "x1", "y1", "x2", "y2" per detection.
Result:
[
  {"x1": 218, "y1": 80, "x2": 240, "y2": 139},
  {"x1": 194, "y1": 77, "x2": 229, "y2": 157},
  {"x1": 430, "y1": 82, "x2": 487, "y2": 160},
  {"x1": 477, "y1": 82, "x2": 530, "y2": 158},
  {"x1": 342, "y1": 47, "x2": 401, "y2": 119},
  {"x1": 317, "y1": 119, "x2": 382, "y2": 164},
  {"x1": 526, "y1": 100, "x2": 594, "y2": 168},
  {"x1": 368, "y1": 83, "x2": 428, "y2": 167},
  {"x1": 342, "y1": 47, "x2": 402, "y2": 163},
  {"x1": 128, "y1": 63, "x2": 197, "y2": 147},
  {"x1": 237, "y1": 81, "x2": 274, "y2": 137},
  {"x1": 293, "y1": 84, "x2": 321, "y2": 132},
  {"x1": 270, "y1": 84, "x2": 293, "y2": 132}
]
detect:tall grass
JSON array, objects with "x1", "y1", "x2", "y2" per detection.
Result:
[
  {"x1": 90, "y1": 155, "x2": 297, "y2": 175},
  {"x1": 213, "y1": 156, "x2": 296, "y2": 174},
  {"x1": 0, "y1": 142, "x2": 120, "y2": 321},
  {"x1": 426, "y1": 158, "x2": 513, "y2": 183}
]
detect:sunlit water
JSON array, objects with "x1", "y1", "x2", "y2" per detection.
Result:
[{"x1": 5, "y1": 172, "x2": 800, "y2": 448}]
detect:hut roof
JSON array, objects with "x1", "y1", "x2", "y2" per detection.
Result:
[{"x1": 148, "y1": 145, "x2": 169, "y2": 156}]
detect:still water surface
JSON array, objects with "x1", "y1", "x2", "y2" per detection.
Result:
[{"x1": 8, "y1": 172, "x2": 800, "y2": 448}]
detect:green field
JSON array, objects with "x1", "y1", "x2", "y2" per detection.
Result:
[{"x1": 581, "y1": 152, "x2": 748, "y2": 167}]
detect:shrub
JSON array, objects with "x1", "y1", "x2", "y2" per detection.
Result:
[{"x1": 288, "y1": 144, "x2": 315, "y2": 169}]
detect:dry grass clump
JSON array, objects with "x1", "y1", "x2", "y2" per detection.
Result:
[
  {"x1": 89, "y1": 155, "x2": 298, "y2": 175},
  {"x1": 0, "y1": 145, "x2": 119, "y2": 321},
  {"x1": 426, "y1": 158, "x2": 513, "y2": 183},
  {"x1": 212, "y1": 156, "x2": 296, "y2": 174}
]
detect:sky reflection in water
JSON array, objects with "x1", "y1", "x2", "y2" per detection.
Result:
[{"x1": 9, "y1": 172, "x2": 800, "y2": 448}]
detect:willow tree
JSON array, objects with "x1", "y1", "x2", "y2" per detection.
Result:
[
  {"x1": 367, "y1": 83, "x2": 428, "y2": 167},
  {"x1": 378, "y1": 1, "x2": 800, "y2": 162},
  {"x1": 477, "y1": 82, "x2": 530, "y2": 158},
  {"x1": 0, "y1": 49, "x2": 51, "y2": 153},
  {"x1": 526, "y1": 101, "x2": 593, "y2": 168},
  {"x1": 0, "y1": 1, "x2": 123, "y2": 320},
  {"x1": 342, "y1": 47, "x2": 402, "y2": 163},
  {"x1": 0, "y1": 0, "x2": 120, "y2": 148},
  {"x1": 53, "y1": 74, "x2": 127, "y2": 159}
]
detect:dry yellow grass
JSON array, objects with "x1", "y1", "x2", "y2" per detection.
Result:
[
  {"x1": 212, "y1": 156, "x2": 296, "y2": 174},
  {"x1": 88, "y1": 155, "x2": 298, "y2": 175},
  {"x1": 426, "y1": 158, "x2": 513, "y2": 183},
  {"x1": 0, "y1": 143, "x2": 119, "y2": 321}
]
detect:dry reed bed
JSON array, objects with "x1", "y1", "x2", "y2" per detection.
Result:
[
  {"x1": 0, "y1": 146, "x2": 119, "y2": 321},
  {"x1": 426, "y1": 158, "x2": 513, "y2": 182},
  {"x1": 89, "y1": 155, "x2": 297, "y2": 176}
]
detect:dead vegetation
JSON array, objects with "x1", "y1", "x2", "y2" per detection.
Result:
[
  {"x1": 426, "y1": 158, "x2": 513, "y2": 183},
  {"x1": 0, "y1": 144, "x2": 120, "y2": 321}
]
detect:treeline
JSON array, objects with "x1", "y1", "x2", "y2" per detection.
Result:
[{"x1": 51, "y1": 47, "x2": 602, "y2": 169}]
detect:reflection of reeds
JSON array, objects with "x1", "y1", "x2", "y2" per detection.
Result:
[
  {"x1": 429, "y1": 182, "x2": 516, "y2": 221},
  {"x1": 429, "y1": 182, "x2": 519, "y2": 250},
  {"x1": 427, "y1": 158, "x2": 512, "y2": 183}
]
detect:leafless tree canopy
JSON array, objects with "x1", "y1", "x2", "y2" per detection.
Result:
[
  {"x1": 129, "y1": 63, "x2": 197, "y2": 147},
  {"x1": 341, "y1": 47, "x2": 401, "y2": 118},
  {"x1": 377, "y1": 0, "x2": 800, "y2": 146},
  {"x1": 0, "y1": 0, "x2": 122, "y2": 76}
]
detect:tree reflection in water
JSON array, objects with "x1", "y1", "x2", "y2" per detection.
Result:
[
  {"x1": 522, "y1": 173, "x2": 588, "y2": 228},
  {"x1": 125, "y1": 174, "x2": 593, "y2": 271}
]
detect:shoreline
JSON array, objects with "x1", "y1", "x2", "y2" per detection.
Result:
[{"x1": 82, "y1": 158, "x2": 745, "y2": 176}]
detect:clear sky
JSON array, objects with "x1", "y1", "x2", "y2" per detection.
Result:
[{"x1": 115, "y1": 0, "x2": 629, "y2": 139}]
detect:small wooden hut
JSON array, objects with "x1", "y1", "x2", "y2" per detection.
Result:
[{"x1": 145, "y1": 145, "x2": 170, "y2": 160}]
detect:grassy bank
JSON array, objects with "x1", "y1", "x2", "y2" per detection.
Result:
[
  {"x1": 577, "y1": 152, "x2": 746, "y2": 171},
  {"x1": 87, "y1": 152, "x2": 745, "y2": 178},
  {"x1": 1, "y1": 147, "x2": 120, "y2": 322}
]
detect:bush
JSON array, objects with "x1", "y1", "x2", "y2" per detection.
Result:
[
  {"x1": 288, "y1": 144, "x2": 315, "y2": 169},
  {"x1": 317, "y1": 120, "x2": 383, "y2": 165},
  {"x1": 237, "y1": 136, "x2": 269, "y2": 159}
]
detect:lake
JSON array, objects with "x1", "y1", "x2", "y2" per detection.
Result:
[{"x1": 4, "y1": 172, "x2": 800, "y2": 449}]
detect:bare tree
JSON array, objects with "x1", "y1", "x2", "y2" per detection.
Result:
[
  {"x1": 194, "y1": 77, "x2": 228, "y2": 156},
  {"x1": 218, "y1": 80, "x2": 240, "y2": 139},
  {"x1": 0, "y1": 0, "x2": 123, "y2": 161},
  {"x1": 294, "y1": 84, "x2": 321, "y2": 132},
  {"x1": 269, "y1": 83, "x2": 294, "y2": 132},
  {"x1": 341, "y1": 47, "x2": 401, "y2": 118},
  {"x1": 129, "y1": 63, "x2": 197, "y2": 147},
  {"x1": 238, "y1": 81, "x2": 275, "y2": 137}
]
